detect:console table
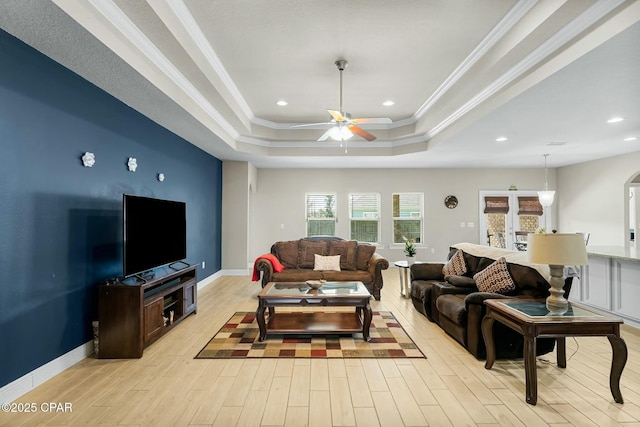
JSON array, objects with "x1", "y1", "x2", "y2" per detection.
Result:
[
  {"x1": 482, "y1": 299, "x2": 627, "y2": 405},
  {"x1": 98, "y1": 264, "x2": 197, "y2": 358}
]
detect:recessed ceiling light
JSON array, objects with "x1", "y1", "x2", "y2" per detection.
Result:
[
  {"x1": 624, "y1": 137, "x2": 637, "y2": 141},
  {"x1": 495, "y1": 137, "x2": 508, "y2": 142},
  {"x1": 547, "y1": 141, "x2": 567, "y2": 146},
  {"x1": 382, "y1": 100, "x2": 395, "y2": 106},
  {"x1": 607, "y1": 117, "x2": 624, "y2": 123},
  {"x1": 276, "y1": 100, "x2": 288, "y2": 106}
]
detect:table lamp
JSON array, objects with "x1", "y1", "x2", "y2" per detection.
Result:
[{"x1": 527, "y1": 233, "x2": 588, "y2": 314}]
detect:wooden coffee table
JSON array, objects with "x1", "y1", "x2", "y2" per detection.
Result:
[
  {"x1": 256, "y1": 281, "x2": 372, "y2": 341},
  {"x1": 482, "y1": 299, "x2": 627, "y2": 405}
]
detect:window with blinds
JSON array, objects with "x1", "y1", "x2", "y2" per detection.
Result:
[
  {"x1": 392, "y1": 192, "x2": 424, "y2": 243},
  {"x1": 305, "y1": 193, "x2": 336, "y2": 236},
  {"x1": 517, "y1": 196, "x2": 543, "y2": 216},
  {"x1": 349, "y1": 193, "x2": 380, "y2": 243}
]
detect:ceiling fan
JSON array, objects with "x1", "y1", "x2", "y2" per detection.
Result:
[{"x1": 292, "y1": 59, "x2": 392, "y2": 142}]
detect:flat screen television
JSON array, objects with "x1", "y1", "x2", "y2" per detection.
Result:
[{"x1": 123, "y1": 194, "x2": 187, "y2": 278}]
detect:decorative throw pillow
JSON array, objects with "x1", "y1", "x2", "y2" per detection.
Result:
[
  {"x1": 298, "y1": 240, "x2": 328, "y2": 268},
  {"x1": 274, "y1": 240, "x2": 299, "y2": 269},
  {"x1": 442, "y1": 249, "x2": 467, "y2": 276},
  {"x1": 314, "y1": 254, "x2": 341, "y2": 271},
  {"x1": 356, "y1": 244, "x2": 376, "y2": 270},
  {"x1": 329, "y1": 240, "x2": 357, "y2": 270},
  {"x1": 473, "y1": 257, "x2": 516, "y2": 294}
]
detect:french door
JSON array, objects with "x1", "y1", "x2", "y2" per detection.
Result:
[{"x1": 478, "y1": 191, "x2": 550, "y2": 250}]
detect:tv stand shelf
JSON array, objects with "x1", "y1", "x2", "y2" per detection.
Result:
[{"x1": 98, "y1": 264, "x2": 197, "y2": 358}]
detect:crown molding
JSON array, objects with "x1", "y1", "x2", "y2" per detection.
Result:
[
  {"x1": 163, "y1": 0, "x2": 255, "y2": 123},
  {"x1": 426, "y1": 0, "x2": 626, "y2": 140},
  {"x1": 84, "y1": 0, "x2": 239, "y2": 139},
  {"x1": 414, "y1": 0, "x2": 538, "y2": 121}
]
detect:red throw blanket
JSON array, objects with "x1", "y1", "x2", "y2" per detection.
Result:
[{"x1": 252, "y1": 253, "x2": 285, "y2": 281}]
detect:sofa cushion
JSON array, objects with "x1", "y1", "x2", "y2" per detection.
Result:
[
  {"x1": 436, "y1": 294, "x2": 467, "y2": 325},
  {"x1": 507, "y1": 263, "x2": 549, "y2": 297},
  {"x1": 314, "y1": 254, "x2": 341, "y2": 271},
  {"x1": 272, "y1": 269, "x2": 323, "y2": 282},
  {"x1": 356, "y1": 244, "x2": 376, "y2": 270},
  {"x1": 274, "y1": 240, "x2": 299, "y2": 269},
  {"x1": 473, "y1": 257, "x2": 516, "y2": 294},
  {"x1": 443, "y1": 250, "x2": 467, "y2": 276},
  {"x1": 445, "y1": 275, "x2": 477, "y2": 288},
  {"x1": 322, "y1": 269, "x2": 372, "y2": 284},
  {"x1": 298, "y1": 240, "x2": 328, "y2": 268},
  {"x1": 329, "y1": 240, "x2": 357, "y2": 270}
]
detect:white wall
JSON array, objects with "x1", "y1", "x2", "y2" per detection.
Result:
[
  {"x1": 249, "y1": 167, "x2": 556, "y2": 263},
  {"x1": 557, "y1": 151, "x2": 640, "y2": 246},
  {"x1": 222, "y1": 161, "x2": 251, "y2": 270}
]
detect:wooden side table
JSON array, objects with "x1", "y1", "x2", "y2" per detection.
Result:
[{"x1": 482, "y1": 299, "x2": 627, "y2": 405}]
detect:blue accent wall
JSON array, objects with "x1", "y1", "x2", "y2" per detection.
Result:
[{"x1": 0, "y1": 29, "x2": 222, "y2": 388}]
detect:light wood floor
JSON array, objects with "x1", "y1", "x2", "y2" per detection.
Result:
[{"x1": 3, "y1": 269, "x2": 640, "y2": 427}]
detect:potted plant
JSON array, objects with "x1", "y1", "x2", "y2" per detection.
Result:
[{"x1": 404, "y1": 239, "x2": 417, "y2": 265}]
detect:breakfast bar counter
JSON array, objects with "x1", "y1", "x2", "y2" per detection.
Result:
[{"x1": 570, "y1": 245, "x2": 640, "y2": 327}]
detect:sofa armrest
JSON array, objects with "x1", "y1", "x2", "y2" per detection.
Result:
[
  {"x1": 410, "y1": 263, "x2": 445, "y2": 281},
  {"x1": 432, "y1": 281, "x2": 477, "y2": 296},
  {"x1": 462, "y1": 292, "x2": 513, "y2": 359},
  {"x1": 368, "y1": 252, "x2": 389, "y2": 300},
  {"x1": 256, "y1": 258, "x2": 275, "y2": 288}
]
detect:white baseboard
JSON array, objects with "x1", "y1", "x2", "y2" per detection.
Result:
[
  {"x1": 0, "y1": 341, "x2": 94, "y2": 404},
  {"x1": 197, "y1": 270, "x2": 223, "y2": 290},
  {"x1": 1, "y1": 271, "x2": 238, "y2": 402},
  {"x1": 222, "y1": 269, "x2": 250, "y2": 276}
]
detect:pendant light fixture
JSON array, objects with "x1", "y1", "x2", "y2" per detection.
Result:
[{"x1": 537, "y1": 154, "x2": 555, "y2": 207}]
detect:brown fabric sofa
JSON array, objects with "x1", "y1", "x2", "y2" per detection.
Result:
[
  {"x1": 255, "y1": 236, "x2": 389, "y2": 300},
  {"x1": 410, "y1": 243, "x2": 573, "y2": 359}
]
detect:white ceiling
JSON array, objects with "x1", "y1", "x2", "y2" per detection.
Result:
[{"x1": 1, "y1": 0, "x2": 639, "y2": 169}]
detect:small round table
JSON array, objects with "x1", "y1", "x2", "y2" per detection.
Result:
[{"x1": 394, "y1": 260, "x2": 419, "y2": 298}]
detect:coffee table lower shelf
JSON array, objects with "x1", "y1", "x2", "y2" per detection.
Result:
[{"x1": 261, "y1": 312, "x2": 365, "y2": 340}]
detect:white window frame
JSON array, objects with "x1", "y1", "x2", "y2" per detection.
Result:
[
  {"x1": 305, "y1": 193, "x2": 337, "y2": 237},
  {"x1": 392, "y1": 192, "x2": 424, "y2": 244},
  {"x1": 348, "y1": 192, "x2": 381, "y2": 243}
]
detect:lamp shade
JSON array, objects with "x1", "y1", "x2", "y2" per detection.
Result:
[
  {"x1": 527, "y1": 233, "x2": 588, "y2": 265},
  {"x1": 537, "y1": 190, "x2": 555, "y2": 207}
]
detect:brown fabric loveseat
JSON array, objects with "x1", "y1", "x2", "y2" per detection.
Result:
[
  {"x1": 410, "y1": 242, "x2": 574, "y2": 359},
  {"x1": 255, "y1": 236, "x2": 389, "y2": 300}
]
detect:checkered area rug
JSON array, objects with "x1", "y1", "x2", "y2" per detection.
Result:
[{"x1": 195, "y1": 311, "x2": 425, "y2": 359}]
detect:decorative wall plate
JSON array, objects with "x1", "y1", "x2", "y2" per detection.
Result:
[{"x1": 444, "y1": 195, "x2": 458, "y2": 209}]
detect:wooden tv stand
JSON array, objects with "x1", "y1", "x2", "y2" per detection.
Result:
[{"x1": 98, "y1": 264, "x2": 197, "y2": 358}]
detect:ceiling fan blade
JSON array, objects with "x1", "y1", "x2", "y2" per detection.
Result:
[
  {"x1": 348, "y1": 125, "x2": 377, "y2": 141},
  {"x1": 317, "y1": 128, "x2": 333, "y2": 142},
  {"x1": 350, "y1": 117, "x2": 392, "y2": 125},
  {"x1": 327, "y1": 110, "x2": 346, "y2": 122},
  {"x1": 290, "y1": 122, "x2": 332, "y2": 128}
]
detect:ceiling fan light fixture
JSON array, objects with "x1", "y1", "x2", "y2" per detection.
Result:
[{"x1": 329, "y1": 126, "x2": 353, "y2": 141}]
